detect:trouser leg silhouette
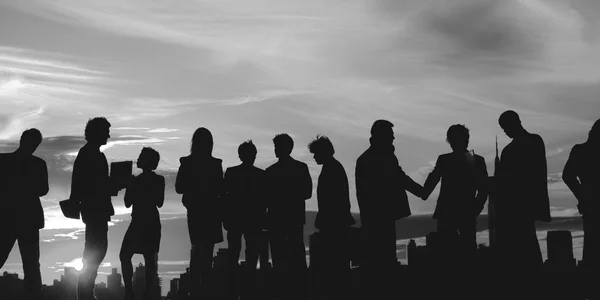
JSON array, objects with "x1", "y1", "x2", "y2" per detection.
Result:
[
  {"x1": 227, "y1": 230, "x2": 243, "y2": 300},
  {"x1": 0, "y1": 227, "x2": 43, "y2": 300},
  {"x1": 78, "y1": 220, "x2": 108, "y2": 300}
]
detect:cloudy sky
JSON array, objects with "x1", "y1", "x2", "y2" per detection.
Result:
[{"x1": 1, "y1": 0, "x2": 598, "y2": 289}]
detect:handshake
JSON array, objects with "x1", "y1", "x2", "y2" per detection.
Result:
[{"x1": 417, "y1": 186, "x2": 430, "y2": 201}]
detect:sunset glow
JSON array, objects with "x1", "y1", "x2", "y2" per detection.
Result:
[{"x1": 65, "y1": 257, "x2": 83, "y2": 272}]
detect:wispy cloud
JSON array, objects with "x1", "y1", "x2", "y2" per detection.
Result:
[
  {"x1": 0, "y1": 46, "x2": 116, "y2": 139},
  {"x1": 100, "y1": 137, "x2": 164, "y2": 152},
  {"x1": 113, "y1": 127, "x2": 151, "y2": 130},
  {"x1": 54, "y1": 229, "x2": 85, "y2": 239},
  {"x1": 147, "y1": 128, "x2": 179, "y2": 133}
]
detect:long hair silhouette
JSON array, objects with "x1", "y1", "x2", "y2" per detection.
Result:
[{"x1": 191, "y1": 127, "x2": 214, "y2": 156}]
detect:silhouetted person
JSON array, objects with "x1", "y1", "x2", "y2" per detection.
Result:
[
  {"x1": 175, "y1": 127, "x2": 224, "y2": 298},
  {"x1": 222, "y1": 140, "x2": 266, "y2": 300},
  {"x1": 421, "y1": 125, "x2": 488, "y2": 265},
  {"x1": 562, "y1": 118, "x2": 600, "y2": 298},
  {"x1": 495, "y1": 110, "x2": 550, "y2": 271},
  {"x1": 0, "y1": 129, "x2": 48, "y2": 300},
  {"x1": 355, "y1": 120, "x2": 424, "y2": 297},
  {"x1": 308, "y1": 135, "x2": 355, "y2": 300},
  {"x1": 71, "y1": 117, "x2": 124, "y2": 300},
  {"x1": 265, "y1": 133, "x2": 312, "y2": 300},
  {"x1": 120, "y1": 147, "x2": 165, "y2": 300}
]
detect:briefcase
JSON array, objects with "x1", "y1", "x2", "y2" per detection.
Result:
[{"x1": 59, "y1": 199, "x2": 81, "y2": 219}]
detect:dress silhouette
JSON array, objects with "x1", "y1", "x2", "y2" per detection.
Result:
[
  {"x1": 355, "y1": 120, "x2": 424, "y2": 297},
  {"x1": 495, "y1": 110, "x2": 550, "y2": 271},
  {"x1": 308, "y1": 135, "x2": 355, "y2": 300},
  {"x1": 70, "y1": 117, "x2": 122, "y2": 300},
  {"x1": 120, "y1": 147, "x2": 165, "y2": 300},
  {"x1": 562, "y1": 118, "x2": 600, "y2": 299},
  {"x1": 175, "y1": 127, "x2": 224, "y2": 298},
  {"x1": 222, "y1": 140, "x2": 266, "y2": 300},
  {"x1": 0, "y1": 129, "x2": 48, "y2": 300},
  {"x1": 422, "y1": 124, "x2": 489, "y2": 263},
  {"x1": 265, "y1": 133, "x2": 312, "y2": 300}
]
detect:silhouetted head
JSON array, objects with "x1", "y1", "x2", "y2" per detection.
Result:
[
  {"x1": 18, "y1": 128, "x2": 42, "y2": 155},
  {"x1": 85, "y1": 117, "x2": 111, "y2": 146},
  {"x1": 589, "y1": 118, "x2": 600, "y2": 144},
  {"x1": 137, "y1": 147, "x2": 160, "y2": 171},
  {"x1": 273, "y1": 133, "x2": 294, "y2": 158},
  {"x1": 191, "y1": 127, "x2": 213, "y2": 156},
  {"x1": 308, "y1": 135, "x2": 335, "y2": 165},
  {"x1": 446, "y1": 124, "x2": 470, "y2": 152},
  {"x1": 238, "y1": 140, "x2": 257, "y2": 165},
  {"x1": 370, "y1": 119, "x2": 395, "y2": 146},
  {"x1": 498, "y1": 110, "x2": 523, "y2": 138}
]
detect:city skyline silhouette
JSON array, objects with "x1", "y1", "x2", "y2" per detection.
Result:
[{"x1": 2, "y1": 0, "x2": 600, "y2": 299}]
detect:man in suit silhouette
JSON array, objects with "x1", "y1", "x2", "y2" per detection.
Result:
[
  {"x1": 421, "y1": 124, "x2": 489, "y2": 265},
  {"x1": 223, "y1": 140, "x2": 266, "y2": 300},
  {"x1": 265, "y1": 133, "x2": 312, "y2": 300},
  {"x1": 355, "y1": 120, "x2": 424, "y2": 296},
  {"x1": 308, "y1": 135, "x2": 355, "y2": 300},
  {"x1": 562, "y1": 118, "x2": 600, "y2": 298},
  {"x1": 71, "y1": 117, "x2": 123, "y2": 300},
  {"x1": 495, "y1": 110, "x2": 551, "y2": 270},
  {"x1": 0, "y1": 128, "x2": 48, "y2": 300}
]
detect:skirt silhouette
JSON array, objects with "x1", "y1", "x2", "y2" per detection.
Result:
[{"x1": 121, "y1": 219, "x2": 161, "y2": 254}]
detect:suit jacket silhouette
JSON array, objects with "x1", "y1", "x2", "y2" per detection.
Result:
[
  {"x1": 315, "y1": 158, "x2": 355, "y2": 230},
  {"x1": 355, "y1": 143, "x2": 421, "y2": 225},
  {"x1": 0, "y1": 152, "x2": 49, "y2": 229},
  {"x1": 424, "y1": 151, "x2": 489, "y2": 221},
  {"x1": 563, "y1": 142, "x2": 600, "y2": 216},
  {"x1": 497, "y1": 132, "x2": 551, "y2": 222},
  {"x1": 265, "y1": 156, "x2": 312, "y2": 229},
  {"x1": 222, "y1": 164, "x2": 266, "y2": 232},
  {"x1": 70, "y1": 143, "x2": 115, "y2": 223},
  {"x1": 175, "y1": 155, "x2": 224, "y2": 219}
]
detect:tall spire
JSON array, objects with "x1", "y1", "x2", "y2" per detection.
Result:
[
  {"x1": 489, "y1": 133, "x2": 499, "y2": 249},
  {"x1": 494, "y1": 134, "x2": 500, "y2": 176},
  {"x1": 495, "y1": 134, "x2": 498, "y2": 160}
]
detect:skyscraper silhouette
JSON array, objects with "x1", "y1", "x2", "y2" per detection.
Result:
[{"x1": 488, "y1": 135, "x2": 499, "y2": 249}]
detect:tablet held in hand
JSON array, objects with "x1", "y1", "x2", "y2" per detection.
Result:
[{"x1": 110, "y1": 161, "x2": 133, "y2": 195}]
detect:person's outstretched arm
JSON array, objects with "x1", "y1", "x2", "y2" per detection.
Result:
[
  {"x1": 422, "y1": 156, "x2": 442, "y2": 200},
  {"x1": 399, "y1": 165, "x2": 425, "y2": 199},
  {"x1": 301, "y1": 163, "x2": 313, "y2": 201},
  {"x1": 123, "y1": 175, "x2": 136, "y2": 208}
]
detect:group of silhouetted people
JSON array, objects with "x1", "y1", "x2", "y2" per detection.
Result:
[{"x1": 1, "y1": 111, "x2": 599, "y2": 300}]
